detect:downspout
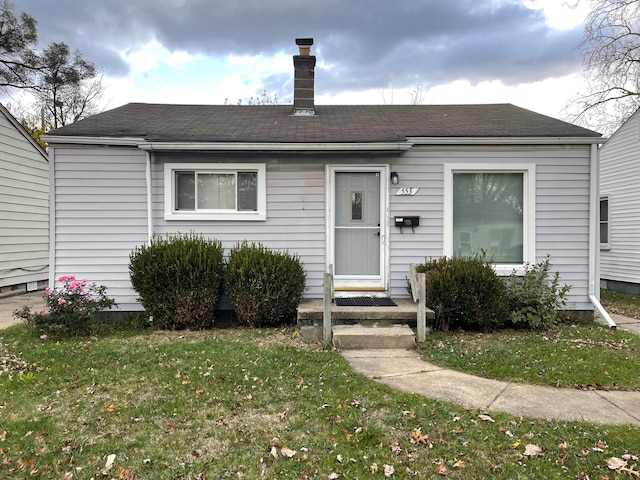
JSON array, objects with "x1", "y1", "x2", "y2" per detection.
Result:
[
  {"x1": 588, "y1": 143, "x2": 616, "y2": 328},
  {"x1": 146, "y1": 151, "x2": 153, "y2": 244},
  {"x1": 48, "y1": 147, "x2": 56, "y2": 287}
]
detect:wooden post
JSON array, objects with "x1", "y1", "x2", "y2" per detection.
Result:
[
  {"x1": 417, "y1": 272, "x2": 426, "y2": 342},
  {"x1": 323, "y1": 271, "x2": 332, "y2": 344}
]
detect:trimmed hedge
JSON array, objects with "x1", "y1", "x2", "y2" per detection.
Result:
[
  {"x1": 225, "y1": 241, "x2": 306, "y2": 327},
  {"x1": 129, "y1": 233, "x2": 224, "y2": 329},
  {"x1": 417, "y1": 253, "x2": 510, "y2": 331}
]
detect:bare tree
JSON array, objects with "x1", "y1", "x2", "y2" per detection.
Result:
[
  {"x1": 0, "y1": 0, "x2": 39, "y2": 90},
  {"x1": 34, "y1": 42, "x2": 105, "y2": 128},
  {"x1": 571, "y1": 0, "x2": 640, "y2": 132}
]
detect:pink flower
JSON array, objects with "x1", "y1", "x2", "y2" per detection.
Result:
[
  {"x1": 40, "y1": 334, "x2": 48, "y2": 340},
  {"x1": 87, "y1": 296, "x2": 94, "y2": 302},
  {"x1": 37, "y1": 309, "x2": 44, "y2": 315},
  {"x1": 58, "y1": 298, "x2": 66, "y2": 305}
]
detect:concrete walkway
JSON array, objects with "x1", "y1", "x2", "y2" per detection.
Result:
[
  {"x1": 343, "y1": 348, "x2": 640, "y2": 426},
  {"x1": 0, "y1": 291, "x2": 45, "y2": 329}
]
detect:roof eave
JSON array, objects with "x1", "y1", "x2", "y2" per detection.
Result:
[
  {"x1": 409, "y1": 136, "x2": 605, "y2": 145},
  {"x1": 137, "y1": 141, "x2": 414, "y2": 152},
  {"x1": 41, "y1": 135, "x2": 144, "y2": 146}
]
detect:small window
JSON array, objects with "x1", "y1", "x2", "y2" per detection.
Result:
[
  {"x1": 600, "y1": 197, "x2": 609, "y2": 247},
  {"x1": 164, "y1": 163, "x2": 266, "y2": 220}
]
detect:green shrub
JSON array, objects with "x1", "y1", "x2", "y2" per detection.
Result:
[
  {"x1": 417, "y1": 253, "x2": 510, "y2": 331},
  {"x1": 129, "y1": 233, "x2": 224, "y2": 329},
  {"x1": 505, "y1": 255, "x2": 571, "y2": 329},
  {"x1": 225, "y1": 241, "x2": 306, "y2": 327},
  {"x1": 13, "y1": 275, "x2": 116, "y2": 336}
]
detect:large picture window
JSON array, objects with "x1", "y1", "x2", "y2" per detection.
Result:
[
  {"x1": 164, "y1": 163, "x2": 266, "y2": 220},
  {"x1": 445, "y1": 164, "x2": 535, "y2": 273}
]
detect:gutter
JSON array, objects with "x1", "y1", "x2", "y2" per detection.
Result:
[{"x1": 588, "y1": 143, "x2": 616, "y2": 328}]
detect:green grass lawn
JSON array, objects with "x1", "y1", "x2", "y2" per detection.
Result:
[
  {"x1": 601, "y1": 289, "x2": 640, "y2": 319},
  {"x1": 417, "y1": 324, "x2": 640, "y2": 390},
  {"x1": 416, "y1": 289, "x2": 640, "y2": 392},
  {"x1": 1, "y1": 324, "x2": 639, "y2": 479}
]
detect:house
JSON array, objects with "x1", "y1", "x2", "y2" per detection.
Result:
[
  {"x1": 0, "y1": 103, "x2": 49, "y2": 296},
  {"x1": 42, "y1": 38, "x2": 610, "y2": 326},
  {"x1": 599, "y1": 108, "x2": 640, "y2": 295}
]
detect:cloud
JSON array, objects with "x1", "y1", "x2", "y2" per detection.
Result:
[{"x1": 19, "y1": 0, "x2": 584, "y2": 88}]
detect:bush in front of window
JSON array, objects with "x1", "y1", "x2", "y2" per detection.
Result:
[
  {"x1": 504, "y1": 255, "x2": 571, "y2": 329},
  {"x1": 129, "y1": 233, "x2": 224, "y2": 329},
  {"x1": 417, "y1": 253, "x2": 510, "y2": 332},
  {"x1": 225, "y1": 241, "x2": 306, "y2": 328}
]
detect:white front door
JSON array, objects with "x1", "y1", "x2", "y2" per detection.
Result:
[{"x1": 330, "y1": 167, "x2": 386, "y2": 289}]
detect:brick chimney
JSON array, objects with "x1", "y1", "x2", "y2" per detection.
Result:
[{"x1": 293, "y1": 38, "x2": 316, "y2": 116}]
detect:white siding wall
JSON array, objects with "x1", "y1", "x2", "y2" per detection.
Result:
[
  {"x1": 600, "y1": 112, "x2": 640, "y2": 287},
  {"x1": 50, "y1": 145, "x2": 593, "y2": 312},
  {"x1": 0, "y1": 112, "x2": 49, "y2": 289}
]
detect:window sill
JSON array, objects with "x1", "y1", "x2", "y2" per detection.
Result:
[{"x1": 165, "y1": 212, "x2": 266, "y2": 221}]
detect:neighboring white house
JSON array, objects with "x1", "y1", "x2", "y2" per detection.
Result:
[
  {"x1": 599, "y1": 108, "x2": 640, "y2": 295},
  {"x1": 42, "y1": 39, "x2": 607, "y2": 320},
  {"x1": 0, "y1": 103, "x2": 49, "y2": 295}
]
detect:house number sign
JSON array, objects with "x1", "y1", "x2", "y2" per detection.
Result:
[{"x1": 394, "y1": 187, "x2": 419, "y2": 196}]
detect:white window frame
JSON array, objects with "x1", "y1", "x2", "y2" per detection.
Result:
[
  {"x1": 444, "y1": 163, "x2": 536, "y2": 276},
  {"x1": 599, "y1": 196, "x2": 610, "y2": 250},
  {"x1": 164, "y1": 162, "x2": 267, "y2": 221}
]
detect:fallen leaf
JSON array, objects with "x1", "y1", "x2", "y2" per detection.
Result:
[
  {"x1": 269, "y1": 437, "x2": 280, "y2": 447},
  {"x1": 478, "y1": 414, "x2": 495, "y2": 423},
  {"x1": 607, "y1": 457, "x2": 627, "y2": 470},
  {"x1": 328, "y1": 473, "x2": 339, "y2": 479},
  {"x1": 410, "y1": 427, "x2": 432, "y2": 447},
  {"x1": 281, "y1": 447, "x2": 296, "y2": 458},
  {"x1": 384, "y1": 464, "x2": 394, "y2": 477},
  {"x1": 104, "y1": 402, "x2": 117, "y2": 412},
  {"x1": 102, "y1": 453, "x2": 116, "y2": 475},
  {"x1": 524, "y1": 444, "x2": 543, "y2": 457},
  {"x1": 436, "y1": 464, "x2": 449, "y2": 475},
  {"x1": 453, "y1": 460, "x2": 465, "y2": 468},
  {"x1": 270, "y1": 446, "x2": 278, "y2": 459},
  {"x1": 369, "y1": 463, "x2": 378, "y2": 473}
]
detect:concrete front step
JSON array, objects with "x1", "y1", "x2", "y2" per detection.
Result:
[{"x1": 332, "y1": 324, "x2": 415, "y2": 350}]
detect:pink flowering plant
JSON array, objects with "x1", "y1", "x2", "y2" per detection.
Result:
[{"x1": 14, "y1": 275, "x2": 116, "y2": 336}]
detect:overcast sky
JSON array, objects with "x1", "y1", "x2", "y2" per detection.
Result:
[{"x1": 7, "y1": 0, "x2": 591, "y2": 120}]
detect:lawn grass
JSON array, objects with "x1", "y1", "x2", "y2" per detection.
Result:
[
  {"x1": 416, "y1": 289, "x2": 640, "y2": 392},
  {"x1": 601, "y1": 289, "x2": 640, "y2": 319},
  {"x1": 1, "y1": 324, "x2": 638, "y2": 479},
  {"x1": 417, "y1": 324, "x2": 640, "y2": 390}
]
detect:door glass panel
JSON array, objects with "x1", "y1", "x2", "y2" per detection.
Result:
[{"x1": 351, "y1": 192, "x2": 363, "y2": 221}]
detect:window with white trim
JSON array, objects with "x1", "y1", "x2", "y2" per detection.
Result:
[
  {"x1": 164, "y1": 163, "x2": 266, "y2": 220},
  {"x1": 600, "y1": 196, "x2": 609, "y2": 248},
  {"x1": 445, "y1": 164, "x2": 535, "y2": 274}
]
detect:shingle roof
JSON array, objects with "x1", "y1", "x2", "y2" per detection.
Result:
[{"x1": 48, "y1": 103, "x2": 601, "y2": 143}]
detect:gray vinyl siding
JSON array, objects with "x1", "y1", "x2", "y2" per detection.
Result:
[
  {"x1": 387, "y1": 145, "x2": 592, "y2": 311},
  {"x1": 51, "y1": 147, "x2": 148, "y2": 309},
  {"x1": 600, "y1": 112, "x2": 640, "y2": 288},
  {"x1": 50, "y1": 144, "x2": 592, "y2": 312},
  {"x1": 0, "y1": 110, "x2": 49, "y2": 288}
]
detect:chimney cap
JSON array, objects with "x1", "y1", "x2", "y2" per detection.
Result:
[{"x1": 295, "y1": 38, "x2": 314, "y2": 46}]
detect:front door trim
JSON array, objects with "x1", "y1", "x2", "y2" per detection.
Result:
[{"x1": 326, "y1": 164, "x2": 389, "y2": 290}]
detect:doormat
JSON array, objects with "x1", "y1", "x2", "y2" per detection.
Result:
[{"x1": 335, "y1": 297, "x2": 397, "y2": 307}]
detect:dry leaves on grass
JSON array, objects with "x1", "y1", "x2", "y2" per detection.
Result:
[{"x1": 0, "y1": 344, "x2": 37, "y2": 377}]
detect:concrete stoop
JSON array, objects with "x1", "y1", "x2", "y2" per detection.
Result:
[{"x1": 332, "y1": 324, "x2": 415, "y2": 350}]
